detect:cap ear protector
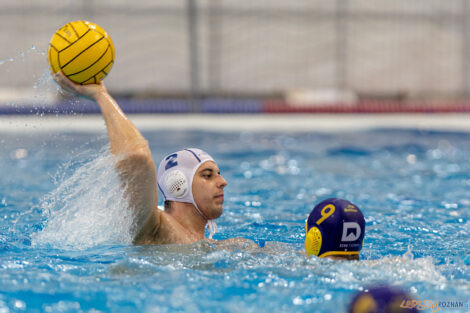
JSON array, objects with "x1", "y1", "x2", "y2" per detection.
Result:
[
  {"x1": 305, "y1": 203, "x2": 335, "y2": 256},
  {"x1": 305, "y1": 222, "x2": 323, "y2": 256},
  {"x1": 349, "y1": 294, "x2": 377, "y2": 313},
  {"x1": 164, "y1": 170, "x2": 188, "y2": 198}
]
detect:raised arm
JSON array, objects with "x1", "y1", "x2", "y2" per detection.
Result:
[{"x1": 53, "y1": 73, "x2": 160, "y2": 239}]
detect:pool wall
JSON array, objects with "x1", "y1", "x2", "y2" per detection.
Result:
[{"x1": 3, "y1": 99, "x2": 470, "y2": 115}]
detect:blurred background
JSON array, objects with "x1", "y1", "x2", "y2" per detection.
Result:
[{"x1": 1, "y1": 0, "x2": 469, "y2": 113}]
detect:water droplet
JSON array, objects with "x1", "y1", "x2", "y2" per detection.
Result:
[
  {"x1": 11, "y1": 148, "x2": 28, "y2": 159},
  {"x1": 293, "y1": 297, "x2": 303, "y2": 305},
  {"x1": 444, "y1": 202, "x2": 458, "y2": 209},
  {"x1": 407, "y1": 154, "x2": 417, "y2": 164},
  {"x1": 14, "y1": 300, "x2": 26, "y2": 309}
]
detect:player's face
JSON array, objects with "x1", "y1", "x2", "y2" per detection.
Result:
[{"x1": 192, "y1": 161, "x2": 227, "y2": 219}]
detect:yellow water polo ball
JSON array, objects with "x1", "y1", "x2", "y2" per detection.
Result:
[{"x1": 48, "y1": 20, "x2": 115, "y2": 84}]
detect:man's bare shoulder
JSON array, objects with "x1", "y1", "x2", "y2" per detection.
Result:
[{"x1": 133, "y1": 208, "x2": 197, "y2": 245}]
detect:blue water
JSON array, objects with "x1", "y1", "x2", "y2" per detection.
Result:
[{"x1": 0, "y1": 127, "x2": 469, "y2": 312}]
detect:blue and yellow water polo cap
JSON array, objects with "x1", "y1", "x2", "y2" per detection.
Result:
[
  {"x1": 348, "y1": 285, "x2": 418, "y2": 313},
  {"x1": 305, "y1": 198, "x2": 365, "y2": 257}
]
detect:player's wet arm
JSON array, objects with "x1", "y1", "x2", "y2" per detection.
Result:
[
  {"x1": 53, "y1": 72, "x2": 160, "y2": 241},
  {"x1": 115, "y1": 150, "x2": 161, "y2": 241}
]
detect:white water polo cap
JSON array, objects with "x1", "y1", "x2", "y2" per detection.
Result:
[{"x1": 157, "y1": 148, "x2": 215, "y2": 215}]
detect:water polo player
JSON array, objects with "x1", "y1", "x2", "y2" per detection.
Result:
[
  {"x1": 305, "y1": 198, "x2": 365, "y2": 260},
  {"x1": 348, "y1": 285, "x2": 418, "y2": 313},
  {"x1": 52, "y1": 72, "x2": 256, "y2": 246}
]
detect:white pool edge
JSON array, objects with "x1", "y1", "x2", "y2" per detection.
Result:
[{"x1": 1, "y1": 113, "x2": 470, "y2": 133}]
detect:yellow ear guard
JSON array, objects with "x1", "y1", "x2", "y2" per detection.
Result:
[
  {"x1": 351, "y1": 294, "x2": 378, "y2": 313},
  {"x1": 305, "y1": 220, "x2": 323, "y2": 256}
]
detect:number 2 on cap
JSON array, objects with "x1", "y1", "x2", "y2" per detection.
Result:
[
  {"x1": 316, "y1": 204, "x2": 335, "y2": 225},
  {"x1": 165, "y1": 153, "x2": 178, "y2": 170}
]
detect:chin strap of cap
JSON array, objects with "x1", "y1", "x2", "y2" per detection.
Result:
[
  {"x1": 192, "y1": 202, "x2": 217, "y2": 239},
  {"x1": 207, "y1": 220, "x2": 217, "y2": 239}
]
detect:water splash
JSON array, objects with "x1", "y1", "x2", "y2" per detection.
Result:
[
  {"x1": 0, "y1": 45, "x2": 58, "y2": 114},
  {"x1": 0, "y1": 57, "x2": 14, "y2": 66},
  {"x1": 0, "y1": 45, "x2": 42, "y2": 66},
  {"x1": 32, "y1": 146, "x2": 135, "y2": 249}
]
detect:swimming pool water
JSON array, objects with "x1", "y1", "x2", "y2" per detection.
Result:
[{"x1": 0, "y1": 127, "x2": 469, "y2": 312}]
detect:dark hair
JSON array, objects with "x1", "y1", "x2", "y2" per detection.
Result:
[{"x1": 328, "y1": 254, "x2": 360, "y2": 261}]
